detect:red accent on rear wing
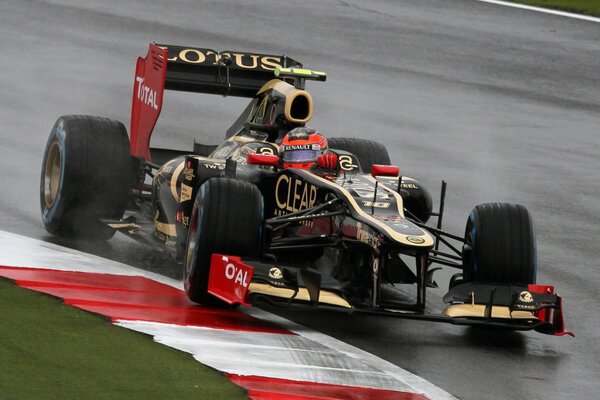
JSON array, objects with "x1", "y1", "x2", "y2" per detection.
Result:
[
  {"x1": 528, "y1": 284, "x2": 574, "y2": 337},
  {"x1": 130, "y1": 43, "x2": 167, "y2": 161},
  {"x1": 208, "y1": 254, "x2": 254, "y2": 306}
]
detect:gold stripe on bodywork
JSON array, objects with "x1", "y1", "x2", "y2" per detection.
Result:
[
  {"x1": 108, "y1": 223, "x2": 141, "y2": 229},
  {"x1": 443, "y1": 304, "x2": 535, "y2": 319},
  {"x1": 170, "y1": 162, "x2": 186, "y2": 201},
  {"x1": 249, "y1": 283, "x2": 352, "y2": 308},
  {"x1": 155, "y1": 221, "x2": 176, "y2": 237},
  {"x1": 257, "y1": 79, "x2": 295, "y2": 95},
  {"x1": 304, "y1": 171, "x2": 434, "y2": 247}
]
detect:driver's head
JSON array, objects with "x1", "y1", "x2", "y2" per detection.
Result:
[{"x1": 280, "y1": 127, "x2": 328, "y2": 169}]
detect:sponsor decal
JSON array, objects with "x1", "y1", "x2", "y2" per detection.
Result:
[
  {"x1": 224, "y1": 260, "x2": 251, "y2": 288},
  {"x1": 274, "y1": 175, "x2": 318, "y2": 227},
  {"x1": 266, "y1": 267, "x2": 288, "y2": 287},
  {"x1": 288, "y1": 131, "x2": 309, "y2": 140},
  {"x1": 338, "y1": 155, "x2": 358, "y2": 171},
  {"x1": 180, "y1": 184, "x2": 193, "y2": 202},
  {"x1": 135, "y1": 76, "x2": 159, "y2": 110},
  {"x1": 208, "y1": 255, "x2": 254, "y2": 305},
  {"x1": 158, "y1": 45, "x2": 286, "y2": 71},
  {"x1": 259, "y1": 146, "x2": 276, "y2": 156},
  {"x1": 268, "y1": 267, "x2": 283, "y2": 280},
  {"x1": 519, "y1": 291, "x2": 534, "y2": 303},
  {"x1": 282, "y1": 144, "x2": 320, "y2": 151},
  {"x1": 235, "y1": 143, "x2": 277, "y2": 164},
  {"x1": 184, "y1": 166, "x2": 195, "y2": 181},
  {"x1": 362, "y1": 201, "x2": 390, "y2": 208},
  {"x1": 202, "y1": 163, "x2": 225, "y2": 170},
  {"x1": 406, "y1": 236, "x2": 425, "y2": 244},
  {"x1": 177, "y1": 210, "x2": 190, "y2": 227},
  {"x1": 400, "y1": 183, "x2": 419, "y2": 189},
  {"x1": 275, "y1": 175, "x2": 318, "y2": 214},
  {"x1": 356, "y1": 222, "x2": 383, "y2": 248}
]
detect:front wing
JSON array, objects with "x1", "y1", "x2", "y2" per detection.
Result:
[{"x1": 207, "y1": 254, "x2": 573, "y2": 337}]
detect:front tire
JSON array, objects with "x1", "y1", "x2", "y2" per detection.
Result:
[
  {"x1": 40, "y1": 115, "x2": 131, "y2": 240},
  {"x1": 462, "y1": 203, "x2": 537, "y2": 285},
  {"x1": 184, "y1": 178, "x2": 263, "y2": 304}
]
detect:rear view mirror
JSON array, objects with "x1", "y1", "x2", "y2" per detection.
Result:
[
  {"x1": 371, "y1": 164, "x2": 399, "y2": 177},
  {"x1": 247, "y1": 153, "x2": 279, "y2": 167}
]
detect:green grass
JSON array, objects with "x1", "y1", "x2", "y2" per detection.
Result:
[
  {"x1": 510, "y1": 0, "x2": 600, "y2": 16},
  {"x1": 0, "y1": 278, "x2": 247, "y2": 400}
]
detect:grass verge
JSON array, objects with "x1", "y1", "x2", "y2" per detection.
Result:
[
  {"x1": 509, "y1": 0, "x2": 600, "y2": 16},
  {"x1": 0, "y1": 278, "x2": 247, "y2": 400}
]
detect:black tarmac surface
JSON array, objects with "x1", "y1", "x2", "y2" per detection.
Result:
[{"x1": 1, "y1": 1, "x2": 598, "y2": 399}]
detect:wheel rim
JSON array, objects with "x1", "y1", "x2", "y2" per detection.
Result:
[{"x1": 44, "y1": 141, "x2": 62, "y2": 209}]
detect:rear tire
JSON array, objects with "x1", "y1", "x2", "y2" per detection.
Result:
[
  {"x1": 40, "y1": 115, "x2": 131, "y2": 240},
  {"x1": 327, "y1": 137, "x2": 391, "y2": 171},
  {"x1": 462, "y1": 203, "x2": 536, "y2": 285},
  {"x1": 184, "y1": 178, "x2": 263, "y2": 304}
]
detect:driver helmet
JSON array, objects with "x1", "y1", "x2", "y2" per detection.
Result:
[{"x1": 280, "y1": 127, "x2": 328, "y2": 169}]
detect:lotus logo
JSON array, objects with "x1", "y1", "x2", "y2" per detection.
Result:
[
  {"x1": 406, "y1": 236, "x2": 425, "y2": 244},
  {"x1": 519, "y1": 291, "x2": 534, "y2": 303},
  {"x1": 269, "y1": 267, "x2": 283, "y2": 280}
]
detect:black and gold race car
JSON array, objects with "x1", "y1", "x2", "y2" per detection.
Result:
[{"x1": 40, "y1": 43, "x2": 572, "y2": 336}]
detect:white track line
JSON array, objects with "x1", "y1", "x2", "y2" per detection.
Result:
[
  {"x1": 244, "y1": 307, "x2": 457, "y2": 400},
  {"x1": 117, "y1": 321, "x2": 421, "y2": 393},
  {"x1": 0, "y1": 230, "x2": 182, "y2": 289},
  {"x1": 474, "y1": 0, "x2": 600, "y2": 23},
  {"x1": 0, "y1": 230, "x2": 457, "y2": 400}
]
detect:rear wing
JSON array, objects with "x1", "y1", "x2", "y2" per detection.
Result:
[
  {"x1": 159, "y1": 44, "x2": 302, "y2": 97},
  {"x1": 130, "y1": 43, "x2": 302, "y2": 160}
]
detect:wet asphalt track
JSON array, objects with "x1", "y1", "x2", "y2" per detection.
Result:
[{"x1": 1, "y1": 1, "x2": 599, "y2": 399}]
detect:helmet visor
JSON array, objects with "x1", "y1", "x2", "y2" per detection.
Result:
[{"x1": 282, "y1": 149, "x2": 321, "y2": 163}]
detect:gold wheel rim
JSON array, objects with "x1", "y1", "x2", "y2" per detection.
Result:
[{"x1": 44, "y1": 141, "x2": 62, "y2": 209}]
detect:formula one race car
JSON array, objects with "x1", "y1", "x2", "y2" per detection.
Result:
[{"x1": 40, "y1": 43, "x2": 572, "y2": 336}]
